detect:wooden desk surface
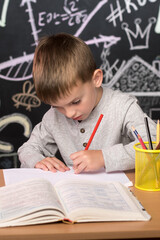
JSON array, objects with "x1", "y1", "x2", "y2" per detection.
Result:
[{"x1": 0, "y1": 170, "x2": 160, "y2": 240}]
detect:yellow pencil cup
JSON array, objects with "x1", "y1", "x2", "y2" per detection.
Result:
[{"x1": 134, "y1": 142, "x2": 160, "y2": 191}]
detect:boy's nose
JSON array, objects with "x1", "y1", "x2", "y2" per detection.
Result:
[{"x1": 64, "y1": 108, "x2": 76, "y2": 119}]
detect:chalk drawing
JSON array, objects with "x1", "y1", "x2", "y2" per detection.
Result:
[
  {"x1": 85, "y1": 34, "x2": 121, "y2": 48},
  {"x1": 100, "y1": 45, "x2": 126, "y2": 84},
  {"x1": 122, "y1": 17, "x2": 156, "y2": 50},
  {"x1": 108, "y1": 55, "x2": 160, "y2": 96},
  {"x1": 155, "y1": 4, "x2": 160, "y2": 33},
  {"x1": 12, "y1": 81, "x2": 41, "y2": 111},
  {"x1": 20, "y1": 0, "x2": 41, "y2": 46},
  {"x1": 0, "y1": 0, "x2": 10, "y2": 27},
  {"x1": 0, "y1": 113, "x2": 32, "y2": 152}
]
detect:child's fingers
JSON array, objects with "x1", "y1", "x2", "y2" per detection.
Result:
[
  {"x1": 35, "y1": 157, "x2": 70, "y2": 172},
  {"x1": 72, "y1": 158, "x2": 83, "y2": 168},
  {"x1": 50, "y1": 158, "x2": 70, "y2": 171},
  {"x1": 35, "y1": 161, "x2": 53, "y2": 172},
  {"x1": 37, "y1": 160, "x2": 58, "y2": 172},
  {"x1": 74, "y1": 162, "x2": 86, "y2": 174},
  {"x1": 70, "y1": 151, "x2": 83, "y2": 160},
  {"x1": 44, "y1": 158, "x2": 67, "y2": 172},
  {"x1": 71, "y1": 151, "x2": 87, "y2": 173},
  {"x1": 50, "y1": 161, "x2": 67, "y2": 172}
]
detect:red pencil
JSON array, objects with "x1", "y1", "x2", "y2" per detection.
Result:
[
  {"x1": 85, "y1": 114, "x2": 104, "y2": 150},
  {"x1": 137, "y1": 134, "x2": 147, "y2": 150},
  {"x1": 132, "y1": 126, "x2": 147, "y2": 150}
]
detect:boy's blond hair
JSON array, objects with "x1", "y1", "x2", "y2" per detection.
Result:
[{"x1": 32, "y1": 33, "x2": 97, "y2": 104}]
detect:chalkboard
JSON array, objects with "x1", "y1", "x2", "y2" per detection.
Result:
[{"x1": 0, "y1": 0, "x2": 160, "y2": 168}]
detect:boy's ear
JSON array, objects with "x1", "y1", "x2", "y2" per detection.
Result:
[{"x1": 92, "y1": 69, "x2": 103, "y2": 87}]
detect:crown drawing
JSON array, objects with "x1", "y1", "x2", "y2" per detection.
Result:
[{"x1": 121, "y1": 17, "x2": 156, "y2": 50}]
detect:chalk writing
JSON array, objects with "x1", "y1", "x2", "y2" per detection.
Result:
[
  {"x1": 62, "y1": 0, "x2": 87, "y2": 26},
  {"x1": 106, "y1": 0, "x2": 125, "y2": 27},
  {"x1": 124, "y1": 0, "x2": 158, "y2": 14}
]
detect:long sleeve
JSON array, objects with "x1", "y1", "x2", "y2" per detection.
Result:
[
  {"x1": 18, "y1": 112, "x2": 58, "y2": 168},
  {"x1": 101, "y1": 92, "x2": 156, "y2": 172}
]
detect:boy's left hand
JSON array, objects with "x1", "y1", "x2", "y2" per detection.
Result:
[{"x1": 70, "y1": 150, "x2": 105, "y2": 174}]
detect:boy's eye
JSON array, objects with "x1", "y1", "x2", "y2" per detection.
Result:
[{"x1": 72, "y1": 100, "x2": 81, "y2": 105}]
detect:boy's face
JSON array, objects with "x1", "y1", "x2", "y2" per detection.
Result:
[{"x1": 51, "y1": 71, "x2": 103, "y2": 121}]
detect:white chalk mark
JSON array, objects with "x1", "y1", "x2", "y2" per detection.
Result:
[
  {"x1": 20, "y1": 0, "x2": 40, "y2": 46},
  {"x1": 0, "y1": 113, "x2": 32, "y2": 152},
  {"x1": 122, "y1": 18, "x2": 156, "y2": 50},
  {"x1": 106, "y1": 0, "x2": 125, "y2": 27},
  {"x1": 0, "y1": 0, "x2": 10, "y2": 27},
  {"x1": 155, "y1": 4, "x2": 160, "y2": 33},
  {"x1": 75, "y1": 0, "x2": 108, "y2": 37}
]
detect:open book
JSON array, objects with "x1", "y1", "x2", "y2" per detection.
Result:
[{"x1": 0, "y1": 178, "x2": 150, "y2": 227}]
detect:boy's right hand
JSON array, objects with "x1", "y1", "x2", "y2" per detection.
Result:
[{"x1": 34, "y1": 157, "x2": 70, "y2": 173}]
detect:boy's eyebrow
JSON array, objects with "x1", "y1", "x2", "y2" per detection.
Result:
[{"x1": 52, "y1": 97, "x2": 80, "y2": 108}]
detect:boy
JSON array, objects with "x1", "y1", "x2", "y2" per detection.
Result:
[{"x1": 18, "y1": 33, "x2": 156, "y2": 174}]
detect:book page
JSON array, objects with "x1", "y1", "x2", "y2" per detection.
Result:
[
  {"x1": 0, "y1": 179, "x2": 64, "y2": 226},
  {"x1": 3, "y1": 167, "x2": 132, "y2": 187},
  {"x1": 54, "y1": 179, "x2": 151, "y2": 222}
]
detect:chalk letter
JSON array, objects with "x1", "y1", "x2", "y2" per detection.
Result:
[
  {"x1": 136, "y1": 0, "x2": 146, "y2": 6},
  {"x1": 46, "y1": 13, "x2": 52, "y2": 24},
  {"x1": 124, "y1": 0, "x2": 138, "y2": 13},
  {"x1": 38, "y1": 12, "x2": 46, "y2": 26}
]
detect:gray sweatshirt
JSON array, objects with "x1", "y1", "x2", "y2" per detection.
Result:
[{"x1": 18, "y1": 86, "x2": 156, "y2": 172}]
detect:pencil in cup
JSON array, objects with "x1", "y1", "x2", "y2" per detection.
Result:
[
  {"x1": 132, "y1": 126, "x2": 147, "y2": 150},
  {"x1": 132, "y1": 127, "x2": 159, "y2": 189},
  {"x1": 144, "y1": 117, "x2": 153, "y2": 150},
  {"x1": 134, "y1": 142, "x2": 160, "y2": 190}
]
